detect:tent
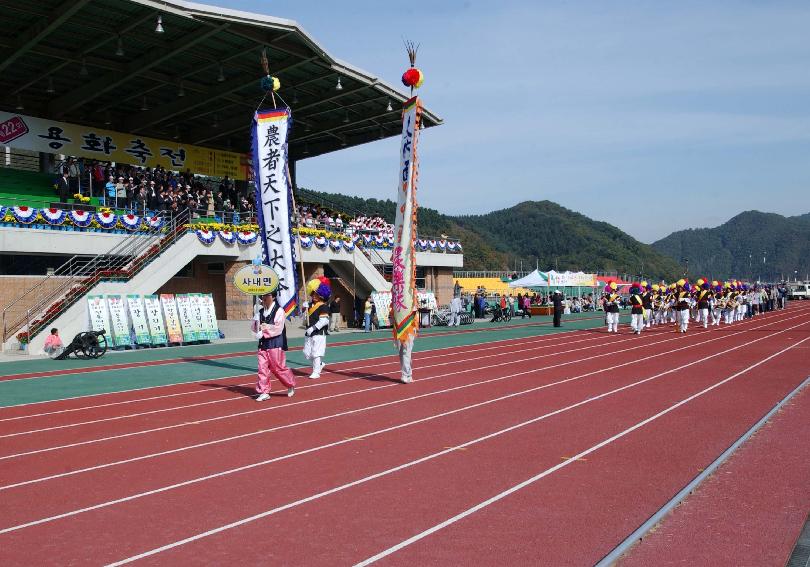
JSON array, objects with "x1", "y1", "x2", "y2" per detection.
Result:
[{"x1": 507, "y1": 269, "x2": 548, "y2": 288}]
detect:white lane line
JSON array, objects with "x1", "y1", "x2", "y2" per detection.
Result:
[
  {"x1": 0, "y1": 330, "x2": 603, "y2": 427},
  {"x1": 3, "y1": 315, "x2": 804, "y2": 537},
  {"x1": 103, "y1": 325, "x2": 810, "y2": 566},
  {"x1": 0, "y1": 320, "x2": 595, "y2": 411},
  {"x1": 0, "y1": 319, "x2": 717, "y2": 461},
  {"x1": 353, "y1": 334, "x2": 810, "y2": 566}
]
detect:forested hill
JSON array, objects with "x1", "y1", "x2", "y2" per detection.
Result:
[
  {"x1": 652, "y1": 211, "x2": 810, "y2": 281},
  {"x1": 296, "y1": 188, "x2": 682, "y2": 279}
]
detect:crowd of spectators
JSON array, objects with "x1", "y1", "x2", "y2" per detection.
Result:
[
  {"x1": 53, "y1": 157, "x2": 254, "y2": 221},
  {"x1": 294, "y1": 202, "x2": 394, "y2": 237}
]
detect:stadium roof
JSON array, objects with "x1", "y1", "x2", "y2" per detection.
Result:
[{"x1": 0, "y1": 0, "x2": 442, "y2": 162}]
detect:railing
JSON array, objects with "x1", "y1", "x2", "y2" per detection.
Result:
[{"x1": 2, "y1": 208, "x2": 191, "y2": 345}]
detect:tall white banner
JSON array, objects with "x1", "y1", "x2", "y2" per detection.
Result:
[
  {"x1": 143, "y1": 295, "x2": 167, "y2": 344},
  {"x1": 201, "y1": 294, "x2": 220, "y2": 340},
  {"x1": 106, "y1": 295, "x2": 131, "y2": 347},
  {"x1": 126, "y1": 295, "x2": 151, "y2": 345},
  {"x1": 87, "y1": 295, "x2": 111, "y2": 334},
  {"x1": 175, "y1": 294, "x2": 198, "y2": 342},
  {"x1": 252, "y1": 108, "x2": 298, "y2": 317},
  {"x1": 188, "y1": 294, "x2": 207, "y2": 340},
  {"x1": 391, "y1": 96, "x2": 422, "y2": 343}
]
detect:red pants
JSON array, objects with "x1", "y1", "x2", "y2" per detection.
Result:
[{"x1": 256, "y1": 349, "x2": 296, "y2": 394}]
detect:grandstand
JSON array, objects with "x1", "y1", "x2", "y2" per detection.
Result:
[{"x1": 0, "y1": 0, "x2": 457, "y2": 354}]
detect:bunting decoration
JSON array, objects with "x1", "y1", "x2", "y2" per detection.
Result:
[{"x1": 252, "y1": 107, "x2": 299, "y2": 317}]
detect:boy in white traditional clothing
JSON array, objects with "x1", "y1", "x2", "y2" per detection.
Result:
[{"x1": 303, "y1": 276, "x2": 332, "y2": 379}]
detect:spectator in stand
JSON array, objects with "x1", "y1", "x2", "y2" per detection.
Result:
[
  {"x1": 147, "y1": 181, "x2": 159, "y2": 213},
  {"x1": 522, "y1": 294, "x2": 532, "y2": 318},
  {"x1": 68, "y1": 158, "x2": 81, "y2": 196},
  {"x1": 125, "y1": 177, "x2": 134, "y2": 210},
  {"x1": 56, "y1": 169, "x2": 71, "y2": 203},
  {"x1": 104, "y1": 175, "x2": 115, "y2": 207}
]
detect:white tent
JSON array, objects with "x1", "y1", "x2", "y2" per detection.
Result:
[{"x1": 508, "y1": 270, "x2": 548, "y2": 288}]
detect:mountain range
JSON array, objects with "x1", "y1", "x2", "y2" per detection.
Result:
[
  {"x1": 651, "y1": 211, "x2": 810, "y2": 281},
  {"x1": 297, "y1": 189, "x2": 681, "y2": 279},
  {"x1": 297, "y1": 188, "x2": 808, "y2": 281}
]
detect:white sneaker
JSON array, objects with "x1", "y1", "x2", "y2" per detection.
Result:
[
  {"x1": 318, "y1": 362, "x2": 326, "y2": 374},
  {"x1": 287, "y1": 388, "x2": 295, "y2": 397},
  {"x1": 401, "y1": 375, "x2": 413, "y2": 384},
  {"x1": 256, "y1": 393, "x2": 270, "y2": 402},
  {"x1": 308, "y1": 372, "x2": 320, "y2": 380}
]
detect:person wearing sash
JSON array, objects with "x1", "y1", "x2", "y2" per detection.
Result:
[
  {"x1": 641, "y1": 281, "x2": 653, "y2": 328},
  {"x1": 628, "y1": 283, "x2": 645, "y2": 334},
  {"x1": 674, "y1": 279, "x2": 691, "y2": 333},
  {"x1": 711, "y1": 282, "x2": 723, "y2": 326},
  {"x1": 603, "y1": 281, "x2": 620, "y2": 333},
  {"x1": 304, "y1": 276, "x2": 332, "y2": 379},
  {"x1": 695, "y1": 278, "x2": 712, "y2": 329},
  {"x1": 252, "y1": 291, "x2": 295, "y2": 402}
]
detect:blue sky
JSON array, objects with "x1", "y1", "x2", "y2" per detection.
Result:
[{"x1": 233, "y1": 0, "x2": 810, "y2": 243}]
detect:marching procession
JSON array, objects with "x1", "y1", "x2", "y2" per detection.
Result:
[{"x1": 602, "y1": 279, "x2": 787, "y2": 334}]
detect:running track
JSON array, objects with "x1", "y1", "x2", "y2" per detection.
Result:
[{"x1": 0, "y1": 306, "x2": 808, "y2": 566}]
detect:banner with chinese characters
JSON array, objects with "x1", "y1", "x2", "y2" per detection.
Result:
[
  {"x1": 126, "y1": 295, "x2": 151, "y2": 345},
  {"x1": 200, "y1": 294, "x2": 220, "y2": 340},
  {"x1": 391, "y1": 97, "x2": 422, "y2": 343},
  {"x1": 87, "y1": 295, "x2": 111, "y2": 335},
  {"x1": 175, "y1": 294, "x2": 199, "y2": 342},
  {"x1": 159, "y1": 294, "x2": 183, "y2": 343},
  {"x1": 106, "y1": 295, "x2": 132, "y2": 347},
  {"x1": 252, "y1": 108, "x2": 298, "y2": 318},
  {"x1": 0, "y1": 111, "x2": 247, "y2": 180},
  {"x1": 143, "y1": 295, "x2": 168, "y2": 345}
]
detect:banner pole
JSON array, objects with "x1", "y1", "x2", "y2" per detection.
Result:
[{"x1": 287, "y1": 172, "x2": 308, "y2": 324}]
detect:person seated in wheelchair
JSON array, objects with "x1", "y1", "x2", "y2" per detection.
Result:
[{"x1": 490, "y1": 304, "x2": 505, "y2": 323}]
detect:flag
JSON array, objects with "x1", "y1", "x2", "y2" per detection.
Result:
[
  {"x1": 391, "y1": 96, "x2": 422, "y2": 343},
  {"x1": 251, "y1": 108, "x2": 299, "y2": 316}
]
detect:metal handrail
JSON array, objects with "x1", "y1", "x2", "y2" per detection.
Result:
[{"x1": 2, "y1": 209, "x2": 191, "y2": 343}]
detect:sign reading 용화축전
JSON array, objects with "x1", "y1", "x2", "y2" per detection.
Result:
[
  {"x1": 233, "y1": 263, "x2": 280, "y2": 296},
  {"x1": 0, "y1": 111, "x2": 247, "y2": 180}
]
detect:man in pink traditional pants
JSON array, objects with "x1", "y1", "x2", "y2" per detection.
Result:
[{"x1": 252, "y1": 291, "x2": 296, "y2": 401}]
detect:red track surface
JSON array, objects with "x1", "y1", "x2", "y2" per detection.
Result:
[
  {"x1": 0, "y1": 306, "x2": 808, "y2": 566},
  {"x1": 0, "y1": 317, "x2": 594, "y2": 382}
]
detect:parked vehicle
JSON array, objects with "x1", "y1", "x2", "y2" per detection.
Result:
[{"x1": 787, "y1": 282, "x2": 810, "y2": 300}]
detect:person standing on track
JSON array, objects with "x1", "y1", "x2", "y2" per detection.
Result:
[
  {"x1": 252, "y1": 291, "x2": 295, "y2": 401},
  {"x1": 603, "y1": 282, "x2": 621, "y2": 333},
  {"x1": 552, "y1": 290, "x2": 563, "y2": 327},
  {"x1": 696, "y1": 278, "x2": 712, "y2": 329},
  {"x1": 641, "y1": 281, "x2": 653, "y2": 329},
  {"x1": 304, "y1": 277, "x2": 332, "y2": 379},
  {"x1": 674, "y1": 280, "x2": 692, "y2": 333},
  {"x1": 449, "y1": 294, "x2": 462, "y2": 327},
  {"x1": 629, "y1": 283, "x2": 644, "y2": 334}
]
